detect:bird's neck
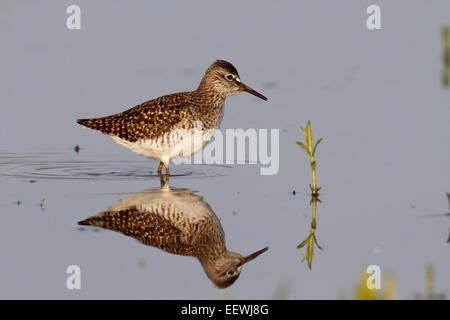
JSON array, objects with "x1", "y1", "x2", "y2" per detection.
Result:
[
  {"x1": 191, "y1": 76, "x2": 227, "y2": 130},
  {"x1": 197, "y1": 248, "x2": 229, "y2": 273},
  {"x1": 196, "y1": 76, "x2": 227, "y2": 106}
]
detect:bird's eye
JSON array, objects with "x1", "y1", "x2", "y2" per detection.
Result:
[
  {"x1": 227, "y1": 270, "x2": 235, "y2": 276},
  {"x1": 225, "y1": 74, "x2": 234, "y2": 81}
]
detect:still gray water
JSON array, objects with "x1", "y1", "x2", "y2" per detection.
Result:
[{"x1": 0, "y1": 1, "x2": 449, "y2": 299}]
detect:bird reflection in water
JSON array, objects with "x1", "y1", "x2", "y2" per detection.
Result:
[{"x1": 78, "y1": 176, "x2": 268, "y2": 288}]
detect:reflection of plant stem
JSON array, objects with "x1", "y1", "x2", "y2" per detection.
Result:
[
  {"x1": 311, "y1": 196, "x2": 317, "y2": 229},
  {"x1": 297, "y1": 195, "x2": 323, "y2": 269},
  {"x1": 296, "y1": 121, "x2": 323, "y2": 196}
]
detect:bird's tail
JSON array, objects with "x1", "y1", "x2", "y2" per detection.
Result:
[
  {"x1": 78, "y1": 215, "x2": 104, "y2": 227},
  {"x1": 78, "y1": 211, "x2": 118, "y2": 230},
  {"x1": 76, "y1": 118, "x2": 97, "y2": 129},
  {"x1": 76, "y1": 116, "x2": 119, "y2": 136}
]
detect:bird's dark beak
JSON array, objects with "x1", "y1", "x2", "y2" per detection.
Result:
[
  {"x1": 239, "y1": 82, "x2": 268, "y2": 101},
  {"x1": 241, "y1": 247, "x2": 269, "y2": 264}
]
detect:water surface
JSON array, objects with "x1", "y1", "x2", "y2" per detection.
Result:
[{"x1": 0, "y1": 0, "x2": 449, "y2": 299}]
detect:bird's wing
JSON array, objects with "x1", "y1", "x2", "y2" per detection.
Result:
[
  {"x1": 78, "y1": 207, "x2": 201, "y2": 256},
  {"x1": 76, "y1": 92, "x2": 195, "y2": 142}
]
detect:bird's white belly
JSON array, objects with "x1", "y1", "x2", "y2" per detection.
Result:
[
  {"x1": 111, "y1": 128, "x2": 216, "y2": 163},
  {"x1": 113, "y1": 190, "x2": 215, "y2": 219}
]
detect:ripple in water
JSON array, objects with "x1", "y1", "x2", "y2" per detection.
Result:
[{"x1": 0, "y1": 150, "x2": 229, "y2": 181}]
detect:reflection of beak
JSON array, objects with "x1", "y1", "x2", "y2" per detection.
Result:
[
  {"x1": 241, "y1": 247, "x2": 269, "y2": 264},
  {"x1": 239, "y1": 82, "x2": 268, "y2": 101}
]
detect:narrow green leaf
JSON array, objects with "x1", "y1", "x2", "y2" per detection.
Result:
[
  {"x1": 296, "y1": 141, "x2": 311, "y2": 155},
  {"x1": 301, "y1": 127, "x2": 308, "y2": 140},
  {"x1": 307, "y1": 121, "x2": 313, "y2": 150},
  {"x1": 313, "y1": 234, "x2": 323, "y2": 250},
  {"x1": 296, "y1": 238, "x2": 308, "y2": 249},
  {"x1": 307, "y1": 237, "x2": 314, "y2": 269},
  {"x1": 312, "y1": 138, "x2": 323, "y2": 157}
]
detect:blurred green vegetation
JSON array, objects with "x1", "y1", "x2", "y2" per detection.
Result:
[
  {"x1": 443, "y1": 26, "x2": 449, "y2": 87},
  {"x1": 270, "y1": 278, "x2": 294, "y2": 299},
  {"x1": 338, "y1": 269, "x2": 396, "y2": 300},
  {"x1": 339, "y1": 263, "x2": 448, "y2": 300}
]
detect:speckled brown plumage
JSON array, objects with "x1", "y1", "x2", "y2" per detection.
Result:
[
  {"x1": 76, "y1": 60, "x2": 267, "y2": 174},
  {"x1": 76, "y1": 91, "x2": 216, "y2": 143},
  {"x1": 78, "y1": 177, "x2": 268, "y2": 288},
  {"x1": 78, "y1": 200, "x2": 226, "y2": 258}
]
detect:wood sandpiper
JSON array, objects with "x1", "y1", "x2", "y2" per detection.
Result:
[{"x1": 76, "y1": 60, "x2": 267, "y2": 175}]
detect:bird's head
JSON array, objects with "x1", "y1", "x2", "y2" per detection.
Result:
[
  {"x1": 202, "y1": 246, "x2": 268, "y2": 288},
  {"x1": 199, "y1": 60, "x2": 267, "y2": 101}
]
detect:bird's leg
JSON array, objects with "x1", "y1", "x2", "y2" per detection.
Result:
[
  {"x1": 157, "y1": 162, "x2": 163, "y2": 176},
  {"x1": 164, "y1": 162, "x2": 170, "y2": 176},
  {"x1": 159, "y1": 174, "x2": 170, "y2": 189}
]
